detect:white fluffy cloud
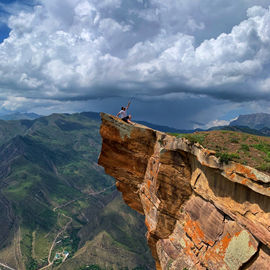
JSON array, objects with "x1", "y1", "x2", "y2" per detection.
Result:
[
  {"x1": 198, "y1": 119, "x2": 231, "y2": 130},
  {"x1": 0, "y1": 0, "x2": 270, "y2": 111}
]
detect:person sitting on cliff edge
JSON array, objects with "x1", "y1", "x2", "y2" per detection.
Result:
[{"x1": 116, "y1": 101, "x2": 133, "y2": 124}]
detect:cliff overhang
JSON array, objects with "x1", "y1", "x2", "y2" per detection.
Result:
[{"x1": 98, "y1": 113, "x2": 270, "y2": 270}]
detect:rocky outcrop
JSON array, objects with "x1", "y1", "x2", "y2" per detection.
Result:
[{"x1": 98, "y1": 113, "x2": 270, "y2": 270}]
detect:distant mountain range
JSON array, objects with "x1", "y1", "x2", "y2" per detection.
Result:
[
  {"x1": 213, "y1": 113, "x2": 270, "y2": 136},
  {"x1": 0, "y1": 112, "x2": 41, "y2": 120},
  {"x1": 139, "y1": 113, "x2": 270, "y2": 137},
  {"x1": 135, "y1": 120, "x2": 201, "y2": 134},
  {"x1": 230, "y1": 113, "x2": 270, "y2": 129},
  {"x1": 208, "y1": 125, "x2": 270, "y2": 136},
  {"x1": 2, "y1": 111, "x2": 270, "y2": 135}
]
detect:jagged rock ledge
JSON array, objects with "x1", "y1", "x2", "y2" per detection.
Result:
[{"x1": 98, "y1": 113, "x2": 270, "y2": 270}]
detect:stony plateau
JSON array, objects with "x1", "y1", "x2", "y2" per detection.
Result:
[{"x1": 98, "y1": 113, "x2": 270, "y2": 270}]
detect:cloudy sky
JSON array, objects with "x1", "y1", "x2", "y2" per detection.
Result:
[{"x1": 0, "y1": 0, "x2": 270, "y2": 129}]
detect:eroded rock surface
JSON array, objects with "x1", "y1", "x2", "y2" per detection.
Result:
[{"x1": 98, "y1": 113, "x2": 270, "y2": 270}]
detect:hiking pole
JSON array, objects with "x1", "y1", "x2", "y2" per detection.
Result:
[{"x1": 129, "y1": 94, "x2": 137, "y2": 104}]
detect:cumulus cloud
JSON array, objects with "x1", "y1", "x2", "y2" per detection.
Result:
[{"x1": 0, "y1": 0, "x2": 270, "y2": 112}]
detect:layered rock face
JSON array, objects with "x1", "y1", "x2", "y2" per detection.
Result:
[{"x1": 98, "y1": 113, "x2": 270, "y2": 270}]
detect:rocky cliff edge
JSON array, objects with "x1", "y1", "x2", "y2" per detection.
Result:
[{"x1": 98, "y1": 113, "x2": 270, "y2": 270}]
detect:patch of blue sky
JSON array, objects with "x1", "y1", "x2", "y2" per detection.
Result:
[
  {"x1": 0, "y1": 0, "x2": 16, "y2": 4},
  {"x1": 223, "y1": 108, "x2": 250, "y2": 122},
  {"x1": 0, "y1": 22, "x2": 10, "y2": 42},
  {"x1": 0, "y1": 0, "x2": 37, "y2": 42},
  {"x1": 0, "y1": 0, "x2": 35, "y2": 5}
]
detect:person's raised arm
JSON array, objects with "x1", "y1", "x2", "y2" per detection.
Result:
[{"x1": 126, "y1": 101, "x2": 131, "y2": 110}]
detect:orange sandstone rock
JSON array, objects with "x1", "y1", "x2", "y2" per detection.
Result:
[{"x1": 98, "y1": 113, "x2": 270, "y2": 270}]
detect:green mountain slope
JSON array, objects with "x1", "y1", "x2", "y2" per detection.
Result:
[
  {"x1": 59, "y1": 195, "x2": 153, "y2": 270},
  {"x1": 0, "y1": 113, "x2": 154, "y2": 270}
]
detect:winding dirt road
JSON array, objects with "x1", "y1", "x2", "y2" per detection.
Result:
[
  {"x1": 37, "y1": 185, "x2": 115, "y2": 270},
  {"x1": 0, "y1": 262, "x2": 16, "y2": 270},
  {"x1": 53, "y1": 184, "x2": 115, "y2": 211}
]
